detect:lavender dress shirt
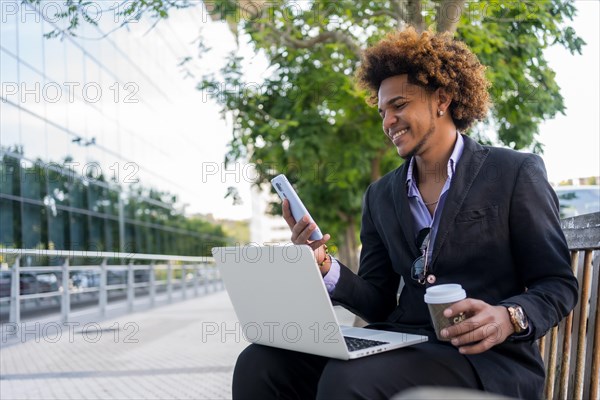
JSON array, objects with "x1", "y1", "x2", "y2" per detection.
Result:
[{"x1": 324, "y1": 133, "x2": 464, "y2": 292}]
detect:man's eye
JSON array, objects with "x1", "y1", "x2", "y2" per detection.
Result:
[{"x1": 394, "y1": 103, "x2": 406, "y2": 109}]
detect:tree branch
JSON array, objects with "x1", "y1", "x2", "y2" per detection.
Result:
[
  {"x1": 285, "y1": 30, "x2": 361, "y2": 54},
  {"x1": 370, "y1": 9, "x2": 399, "y2": 19},
  {"x1": 258, "y1": 22, "x2": 362, "y2": 58},
  {"x1": 389, "y1": 0, "x2": 409, "y2": 28}
]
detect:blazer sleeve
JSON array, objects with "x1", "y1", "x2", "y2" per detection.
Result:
[
  {"x1": 330, "y1": 184, "x2": 400, "y2": 322},
  {"x1": 500, "y1": 154, "x2": 578, "y2": 340}
]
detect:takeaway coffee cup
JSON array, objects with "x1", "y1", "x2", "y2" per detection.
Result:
[{"x1": 424, "y1": 284, "x2": 467, "y2": 341}]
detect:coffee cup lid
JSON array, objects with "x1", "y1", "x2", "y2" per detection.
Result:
[{"x1": 424, "y1": 284, "x2": 466, "y2": 304}]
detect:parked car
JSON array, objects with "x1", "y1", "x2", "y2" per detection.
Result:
[
  {"x1": 554, "y1": 185, "x2": 600, "y2": 218},
  {"x1": 70, "y1": 271, "x2": 100, "y2": 292},
  {"x1": 0, "y1": 272, "x2": 59, "y2": 297},
  {"x1": 0, "y1": 272, "x2": 10, "y2": 298}
]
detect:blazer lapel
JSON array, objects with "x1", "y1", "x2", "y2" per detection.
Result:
[
  {"x1": 392, "y1": 162, "x2": 419, "y2": 256},
  {"x1": 430, "y1": 135, "x2": 489, "y2": 268}
]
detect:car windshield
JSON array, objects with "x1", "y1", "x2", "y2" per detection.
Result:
[{"x1": 555, "y1": 187, "x2": 600, "y2": 218}]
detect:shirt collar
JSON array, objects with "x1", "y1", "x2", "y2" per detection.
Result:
[{"x1": 406, "y1": 133, "x2": 465, "y2": 191}]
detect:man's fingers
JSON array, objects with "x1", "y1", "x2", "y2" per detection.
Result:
[
  {"x1": 309, "y1": 234, "x2": 331, "y2": 250},
  {"x1": 457, "y1": 323, "x2": 505, "y2": 355},
  {"x1": 448, "y1": 324, "x2": 487, "y2": 346},
  {"x1": 442, "y1": 318, "x2": 479, "y2": 340},
  {"x1": 290, "y1": 215, "x2": 312, "y2": 242},
  {"x1": 297, "y1": 222, "x2": 323, "y2": 244},
  {"x1": 282, "y1": 200, "x2": 331, "y2": 246},
  {"x1": 439, "y1": 300, "x2": 511, "y2": 355},
  {"x1": 442, "y1": 304, "x2": 494, "y2": 339},
  {"x1": 443, "y1": 298, "x2": 484, "y2": 319},
  {"x1": 284, "y1": 200, "x2": 314, "y2": 244},
  {"x1": 440, "y1": 321, "x2": 502, "y2": 355},
  {"x1": 282, "y1": 199, "x2": 297, "y2": 229}
]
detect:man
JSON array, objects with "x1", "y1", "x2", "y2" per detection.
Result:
[{"x1": 232, "y1": 28, "x2": 578, "y2": 399}]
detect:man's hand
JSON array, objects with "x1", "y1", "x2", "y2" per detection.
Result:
[
  {"x1": 282, "y1": 199, "x2": 332, "y2": 275},
  {"x1": 440, "y1": 298, "x2": 515, "y2": 355},
  {"x1": 282, "y1": 199, "x2": 331, "y2": 248}
]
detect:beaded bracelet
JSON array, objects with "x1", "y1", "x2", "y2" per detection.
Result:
[{"x1": 318, "y1": 245, "x2": 330, "y2": 267}]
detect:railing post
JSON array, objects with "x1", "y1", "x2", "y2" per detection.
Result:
[
  {"x1": 99, "y1": 258, "x2": 107, "y2": 318},
  {"x1": 200, "y1": 264, "x2": 206, "y2": 293},
  {"x1": 167, "y1": 261, "x2": 173, "y2": 303},
  {"x1": 181, "y1": 265, "x2": 187, "y2": 300},
  {"x1": 216, "y1": 266, "x2": 223, "y2": 290},
  {"x1": 193, "y1": 264, "x2": 199, "y2": 297},
  {"x1": 213, "y1": 266, "x2": 218, "y2": 291},
  {"x1": 61, "y1": 257, "x2": 70, "y2": 322},
  {"x1": 149, "y1": 262, "x2": 155, "y2": 307},
  {"x1": 118, "y1": 193, "x2": 126, "y2": 254},
  {"x1": 208, "y1": 266, "x2": 213, "y2": 292},
  {"x1": 9, "y1": 256, "x2": 21, "y2": 325},
  {"x1": 204, "y1": 264, "x2": 210, "y2": 293},
  {"x1": 127, "y1": 261, "x2": 134, "y2": 313}
]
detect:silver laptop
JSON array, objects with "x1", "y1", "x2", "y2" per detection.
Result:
[{"x1": 212, "y1": 245, "x2": 427, "y2": 360}]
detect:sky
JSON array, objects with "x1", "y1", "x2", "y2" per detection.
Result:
[{"x1": 537, "y1": 0, "x2": 599, "y2": 184}]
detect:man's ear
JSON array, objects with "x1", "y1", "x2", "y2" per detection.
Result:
[{"x1": 436, "y1": 87, "x2": 452, "y2": 113}]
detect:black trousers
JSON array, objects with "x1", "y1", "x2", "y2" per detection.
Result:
[{"x1": 232, "y1": 342, "x2": 482, "y2": 400}]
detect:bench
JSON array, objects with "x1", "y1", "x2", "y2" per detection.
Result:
[{"x1": 540, "y1": 212, "x2": 600, "y2": 400}]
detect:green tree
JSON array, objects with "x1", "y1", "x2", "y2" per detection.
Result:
[{"x1": 32, "y1": 0, "x2": 585, "y2": 270}]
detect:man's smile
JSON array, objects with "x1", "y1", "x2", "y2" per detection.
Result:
[{"x1": 390, "y1": 127, "x2": 409, "y2": 144}]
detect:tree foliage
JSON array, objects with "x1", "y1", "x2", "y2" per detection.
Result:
[
  {"x1": 456, "y1": 1, "x2": 585, "y2": 148},
  {"x1": 199, "y1": 0, "x2": 585, "y2": 269},
  {"x1": 31, "y1": 0, "x2": 585, "y2": 269}
]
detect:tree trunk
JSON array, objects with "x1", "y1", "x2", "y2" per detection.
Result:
[
  {"x1": 336, "y1": 215, "x2": 368, "y2": 327},
  {"x1": 436, "y1": 0, "x2": 465, "y2": 34},
  {"x1": 337, "y1": 214, "x2": 358, "y2": 273},
  {"x1": 407, "y1": 0, "x2": 424, "y2": 32},
  {"x1": 341, "y1": 150, "x2": 387, "y2": 327},
  {"x1": 370, "y1": 148, "x2": 385, "y2": 182}
]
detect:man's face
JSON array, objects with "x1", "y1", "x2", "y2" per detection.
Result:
[{"x1": 377, "y1": 75, "x2": 437, "y2": 159}]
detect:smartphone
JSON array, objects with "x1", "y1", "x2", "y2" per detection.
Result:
[{"x1": 271, "y1": 174, "x2": 323, "y2": 241}]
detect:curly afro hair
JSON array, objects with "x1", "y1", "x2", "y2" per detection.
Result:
[{"x1": 356, "y1": 27, "x2": 490, "y2": 131}]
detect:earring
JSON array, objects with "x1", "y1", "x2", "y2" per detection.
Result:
[{"x1": 438, "y1": 110, "x2": 445, "y2": 117}]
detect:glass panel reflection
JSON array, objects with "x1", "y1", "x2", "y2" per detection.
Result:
[
  {"x1": 22, "y1": 203, "x2": 44, "y2": 248},
  {"x1": 0, "y1": 198, "x2": 17, "y2": 247},
  {"x1": 20, "y1": 159, "x2": 46, "y2": 200},
  {"x1": 69, "y1": 211, "x2": 87, "y2": 251},
  {"x1": 48, "y1": 209, "x2": 67, "y2": 253},
  {"x1": 0, "y1": 153, "x2": 19, "y2": 196}
]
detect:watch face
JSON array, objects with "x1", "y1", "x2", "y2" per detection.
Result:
[{"x1": 514, "y1": 306, "x2": 527, "y2": 329}]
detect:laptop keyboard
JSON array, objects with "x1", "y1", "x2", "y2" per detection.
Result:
[{"x1": 344, "y1": 336, "x2": 389, "y2": 352}]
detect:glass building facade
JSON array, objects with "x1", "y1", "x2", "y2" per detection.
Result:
[{"x1": 0, "y1": 2, "x2": 230, "y2": 263}]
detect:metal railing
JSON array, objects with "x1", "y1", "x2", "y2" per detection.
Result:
[{"x1": 0, "y1": 249, "x2": 221, "y2": 324}]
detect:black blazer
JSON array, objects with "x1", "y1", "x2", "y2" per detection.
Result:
[{"x1": 331, "y1": 135, "x2": 578, "y2": 399}]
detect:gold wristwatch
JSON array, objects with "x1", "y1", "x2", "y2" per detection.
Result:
[{"x1": 506, "y1": 305, "x2": 529, "y2": 334}]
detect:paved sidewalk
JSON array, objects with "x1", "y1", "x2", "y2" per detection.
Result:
[
  {"x1": 0, "y1": 292, "x2": 248, "y2": 399},
  {"x1": 0, "y1": 291, "x2": 356, "y2": 399}
]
